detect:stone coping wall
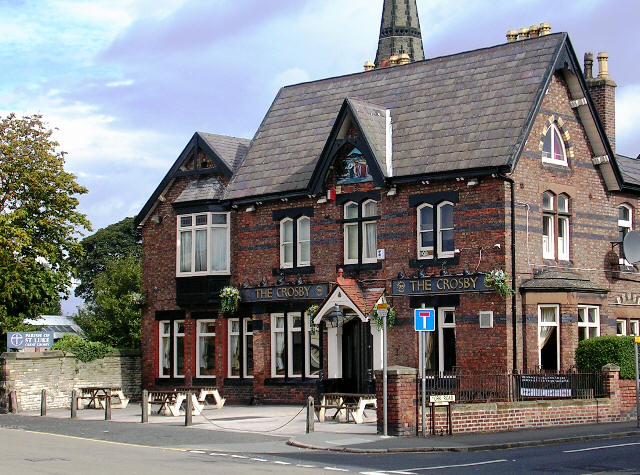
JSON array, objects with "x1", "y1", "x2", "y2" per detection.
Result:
[
  {"x1": 376, "y1": 365, "x2": 635, "y2": 436},
  {"x1": 0, "y1": 350, "x2": 141, "y2": 412}
]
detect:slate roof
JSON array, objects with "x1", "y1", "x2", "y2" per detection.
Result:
[
  {"x1": 174, "y1": 176, "x2": 226, "y2": 203},
  {"x1": 348, "y1": 98, "x2": 388, "y2": 177},
  {"x1": 198, "y1": 132, "x2": 250, "y2": 173},
  {"x1": 615, "y1": 154, "x2": 640, "y2": 188},
  {"x1": 226, "y1": 33, "x2": 566, "y2": 200},
  {"x1": 520, "y1": 270, "x2": 608, "y2": 292}
]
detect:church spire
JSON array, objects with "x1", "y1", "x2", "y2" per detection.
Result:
[{"x1": 374, "y1": 0, "x2": 425, "y2": 68}]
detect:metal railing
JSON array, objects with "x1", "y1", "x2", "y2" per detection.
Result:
[{"x1": 421, "y1": 370, "x2": 605, "y2": 403}]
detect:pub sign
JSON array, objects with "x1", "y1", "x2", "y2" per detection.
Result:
[
  {"x1": 392, "y1": 273, "x2": 489, "y2": 296},
  {"x1": 241, "y1": 283, "x2": 329, "y2": 302}
]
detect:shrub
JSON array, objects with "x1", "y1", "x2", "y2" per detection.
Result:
[
  {"x1": 575, "y1": 335, "x2": 638, "y2": 379},
  {"x1": 50, "y1": 334, "x2": 114, "y2": 363}
]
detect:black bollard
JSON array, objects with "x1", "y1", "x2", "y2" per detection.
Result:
[
  {"x1": 141, "y1": 389, "x2": 149, "y2": 423},
  {"x1": 71, "y1": 389, "x2": 78, "y2": 419},
  {"x1": 306, "y1": 396, "x2": 314, "y2": 433},
  {"x1": 185, "y1": 392, "x2": 193, "y2": 427},
  {"x1": 41, "y1": 389, "x2": 47, "y2": 416}
]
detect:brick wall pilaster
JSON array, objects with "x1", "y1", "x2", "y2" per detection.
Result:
[
  {"x1": 376, "y1": 366, "x2": 418, "y2": 436},
  {"x1": 602, "y1": 363, "x2": 621, "y2": 420}
]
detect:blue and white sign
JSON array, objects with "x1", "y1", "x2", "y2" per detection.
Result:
[
  {"x1": 7, "y1": 332, "x2": 54, "y2": 349},
  {"x1": 414, "y1": 308, "x2": 435, "y2": 332}
]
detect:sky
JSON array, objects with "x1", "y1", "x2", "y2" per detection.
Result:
[{"x1": 2, "y1": 0, "x2": 639, "y2": 313}]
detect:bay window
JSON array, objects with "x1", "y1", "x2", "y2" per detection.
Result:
[{"x1": 177, "y1": 212, "x2": 230, "y2": 276}]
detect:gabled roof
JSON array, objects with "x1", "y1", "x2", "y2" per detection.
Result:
[
  {"x1": 227, "y1": 33, "x2": 619, "y2": 201},
  {"x1": 134, "y1": 132, "x2": 249, "y2": 226},
  {"x1": 615, "y1": 154, "x2": 640, "y2": 191}
]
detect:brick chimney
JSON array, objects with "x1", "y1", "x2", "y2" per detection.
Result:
[{"x1": 585, "y1": 51, "x2": 617, "y2": 153}]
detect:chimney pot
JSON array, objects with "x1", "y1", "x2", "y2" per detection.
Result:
[
  {"x1": 539, "y1": 22, "x2": 551, "y2": 35},
  {"x1": 389, "y1": 54, "x2": 399, "y2": 66},
  {"x1": 584, "y1": 52, "x2": 594, "y2": 79},
  {"x1": 597, "y1": 51, "x2": 610, "y2": 78},
  {"x1": 364, "y1": 61, "x2": 375, "y2": 71},
  {"x1": 398, "y1": 53, "x2": 411, "y2": 65},
  {"x1": 518, "y1": 27, "x2": 530, "y2": 40},
  {"x1": 506, "y1": 29, "x2": 518, "y2": 42},
  {"x1": 529, "y1": 25, "x2": 540, "y2": 38}
]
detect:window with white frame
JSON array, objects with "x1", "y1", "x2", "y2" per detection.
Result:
[
  {"x1": 436, "y1": 308, "x2": 456, "y2": 373},
  {"x1": 417, "y1": 202, "x2": 455, "y2": 260},
  {"x1": 343, "y1": 200, "x2": 378, "y2": 265},
  {"x1": 159, "y1": 321, "x2": 171, "y2": 378},
  {"x1": 578, "y1": 306, "x2": 599, "y2": 341},
  {"x1": 271, "y1": 312, "x2": 320, "y2": 378},
  {"x1": 541, "y1": 123, "x2": 567, "y2": 166},
  {"x1": 617, "y1": 319, "x2": 627, "y2": 336},
  {"x1": 196, "y1": 320, "x2": 216, "y2": 378},
  {"x1": 174, "y1": 320, "x2": 185, "y2": 378},
  {"x1": 618, "y1": 204, "x2": 633, "y2": 265},
  {"x1": 542, "y1": 192, "x2": 570, "y2": 261},
  {"x1": 177, "y1": 212, "x2": 230, "y2": 276},
  {"x1": 538, "y1": 305, "x2": 559, "y2": 371},
  {"x1": 629, "y1": 320, "x2": 639, "y2": 336},
  {"x1": 280, "y1": 216, "x2": 311, "y2": 269},
  {"x1": 228, "y1": 318, "x2": 253, "y2": 378}
]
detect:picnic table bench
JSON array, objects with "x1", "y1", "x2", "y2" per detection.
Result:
[
  {"x1": 147, "y1": 387, "x2": 225, "y2": 417},
  {"x1": 315, "y1": 393, "x2": 377, "y2": 424},
  {"x1": 77, "y1": 386, "x2": 129, "y2": 409}
]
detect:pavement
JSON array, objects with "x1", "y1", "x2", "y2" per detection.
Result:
[{"x1": 2, "y1": 404, "x2": 639, "y2": 454}]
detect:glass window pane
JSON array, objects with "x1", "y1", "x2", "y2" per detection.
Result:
[
  {"x1": 275, "y1": 332, "x2": 285, "y2": 376},
  {"x1": 557, "y1": 195, "x2": 568, "y2": 213},
  {"x1": 363, "y1": 201, "x2": 377, "y2": 217},
  {"x1": 542, "y1": 130, "x2": 552, "y2": 159},
  {"x1": 245, "y1": 320, "x2": 253, "y2": 334},
  {"x1": 292, "y1": 329, "x2": 303, "y2": 375},
  {"x1": 211, "y1": 213, "x2": 227, "y2": 225},
  {"x1": 364, "y1": 222, "x2": 377, "y2": 259},
  {"x1": 230, "y1": 334, "x2": 239, "y2": 376},
  {"x1": 176, "y1": 321, "x2": 185, "y2": 334},
  {"x1": 211, "y1": 227, "x2": 227, "y2": 271},
  {"x1": 195, "y1": 214, "x2": 207, "y2": 226},
  {"x1": 283, "y1": 220, "x2": 293, "y2": 242},
  {"x1": 200, "y1": 321, "x2": 216, "y2": 333},
  {"x1": 231, "y1": 320, "x2": 240, "y2": 333},
  {"x1": 578, "y1": 308, "x2": 585, "y2": 323},
  {"x1": 443, "y1": 311, "x2": 455, "y2": 325},
  {"x1": 420, "y1": 206, "x2": 433, "y2": 230},
  {"x1": 275, "y1": 316, "x2": 284, "y2": 330},
  {"x1": 298, "y1": 218, "x2": 310, "y2": 241},
  {"x1": 346, "y1": 223, "x2": 358, "y2": 260},
  {"x1": 180, "y1": 231, "x2": 192, "y2": 273},
  {"x1": 441, "y1": 230, "x2": 454, "y2": 253},
  {"x1": 540, "y1": 307, "x2": 557, "y2": 323},
  {"x1": 421, "y1": 231, "x2": 434, "y2": 248},
  {"x1": 161, "y1": 336, "x2": 170, "y2": 376},
  {"x1": 180, "y1": 216, "x2": 192, "y2": 227},
  {"x1": 292, "y1": 315, "x2": 302, "y2": 329},
  {"x1": 345, "y1": 203, "x2": 358, "y2": 219},
  {"x1": 195, "y1": 229, "x2": 207, "y2": 272},
  {"x1": 308, "y1": 322, "x2": 320, "y2": 376},
  {"x1": 299, "y1": 241, "x2": 310, "y2": 263},
  {"x1": 161, "y1": 322, "x2": 171, "y2": 335},
  {"x1": 199, "y1": 335, "x2": 215, "y2": 376},
  {"x1": 588, "y1": 308, "x2": 597, "y2": 323},
  {"x1": 284, "y1": 243, "x2": 294, "y2": 264},
  {"x1": 245, "y1": 322, "x2": 253, "y2": 377},
  {"x1": 175, "y1": 335, "x2": 184, "y2": 376},
  {"x1": 542, "y1": 193, "x2": 553, "y2": 211},
  {"x1": 439, "y1": 204, "x2": 453, "y2": 229},
  {"x1": 553, "y1": 128, "x2": 565, "y2": 162}
]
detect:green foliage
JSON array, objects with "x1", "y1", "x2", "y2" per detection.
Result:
[
  {"x1": 72, "y1": 216, "x2": 141, "y2": 300},
  {"x1": 220, "y1": 286, "x2": 241, "y2": 315},
  {"x1": 51, "y1": 334, "x2": 114, "y2": 363},
  {"x1": 0, "y1": 113, "x2": 91, "y2": 333},
  {"x1": 484, "y1": 269, "x2": 515, "y2": 298},
  {"x1": 373, "y1": 306, "x2": 396, "y2": 331},
  {"x1": 74, "y1": 255, "x2": 141, "y2": 349},
  {"x1": 576, "y1": 335, "x2": 639, "y2": 379}
]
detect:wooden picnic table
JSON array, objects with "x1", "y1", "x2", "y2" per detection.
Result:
[
  {"x1": 173, "y1": 386, "x2": 225, "y2": 409},
  {"x1": 315, "y1": 392, "x2": 377, "y2": 424},
  {"x1": 146, "y1": 387, "x2": 225, "y2": 417},
  {"x1": 77, "y1": 386, "x2": 129, "y2": 409}
]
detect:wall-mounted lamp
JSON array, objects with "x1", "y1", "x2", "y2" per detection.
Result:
[
  {"x1": 467, "y1": 178, "x2": 479, "y2": 186},
  {"x1": 246, "y1": 205, "x2": 256, "y2": 213},
  {"x1": 387, "y1": 187, "x2": 397, "y2": 196},
  {"x1": 150, "y1": 215, "x2": 162, "y2": 224}
]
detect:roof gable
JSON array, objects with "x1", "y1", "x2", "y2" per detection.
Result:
[{"x1": 308, "y1": 98, "x2": 388, "y2": 194}]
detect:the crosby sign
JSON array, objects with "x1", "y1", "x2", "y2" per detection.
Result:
[
  {"x1": 392, "y1": 274, "x2": 489, "y2": 295},
  {"x1": 241, "y1": 283, "x2": 329, "y2": 302}
]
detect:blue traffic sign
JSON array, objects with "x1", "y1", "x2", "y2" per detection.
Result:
[{"x1": 414, "y1": 308, "x2": 435, "y2": 332}]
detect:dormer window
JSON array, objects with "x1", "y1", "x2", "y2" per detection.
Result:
[{"x1": 542, "y1": 124, "x2": 567, "y2": 166}]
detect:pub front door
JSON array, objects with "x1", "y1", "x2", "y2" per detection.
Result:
[{"x1": 340, "y1": 318, "x2": 374, "y2": 393}]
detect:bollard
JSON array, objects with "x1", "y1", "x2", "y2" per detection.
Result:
[
  {"x1": 9, "y1": 391, "x2": 18, "y2": 414},
  {"x1": 141, "y1": 389, "x2": 149, "y2": 423},
  {"x1": 185, "y1": 392, "x2": 193, "y2": 427},
  {"x1": 306, "y1": 396, "x2": 314, "y2": 433},
  {"x1": 41, "y1": 389, "x2": 47, "y2": 416},
  {"x1": 105, "y1": 390, "x2": 112, "y2": 421},
  {"x1": 71, "y1": 389, "x2": 78, "y2": 419}
]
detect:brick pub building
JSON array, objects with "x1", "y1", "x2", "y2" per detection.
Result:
[{"x1": 135, "y1": 0, "x2": 640, "y2": 412}]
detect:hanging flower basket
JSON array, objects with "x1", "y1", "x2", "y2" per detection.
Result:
[
  {"x1": 484, "y1": 270, "x2": 515, "y2": 298},
  {"x1": 220, "y1": 286, "x2": 241, "y2": 315},
  {"x1": 305, "y1": 304, "x2": 319, "y2": 319},
  {"x1": 372, "y1": 306, "x2": 396, "y2": 331},
  {"x1": 129, "y1": 292, "x2": 145, "y2": 307}
]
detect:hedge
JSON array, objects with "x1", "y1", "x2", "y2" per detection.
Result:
[
  {"x1": 575, "y1": 335, "x2": 639, "y2": 379},
  {"x1": 50, "y1": 334, "x2": 114, "y2": 363}
]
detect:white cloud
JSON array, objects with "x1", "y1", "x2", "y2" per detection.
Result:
[
  {"x1": 272, "y1": 68, "x2": 311, "y2": 91},
  {"x1": 106, "y1": 79, "x2": 135, "y2": 87}
]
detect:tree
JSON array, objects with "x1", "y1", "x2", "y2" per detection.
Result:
[
  {"x1": 0, "y1": 113, "x2": 90, "y2": 333},
  {"x1": 73, "y1": 216, "x2": 141, "y2": 301},
  {"x1": 75, "y1": 255, "x2": 141, "y2": 349}
]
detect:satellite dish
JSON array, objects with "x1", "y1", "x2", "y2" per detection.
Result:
[{"x1": 622, "y1": 231, "x2": 640, "y2": 264}]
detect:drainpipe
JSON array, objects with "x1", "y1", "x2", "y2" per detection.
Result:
[{"x1": 499, "y1": 174, "x2": 518, "y2": 372}]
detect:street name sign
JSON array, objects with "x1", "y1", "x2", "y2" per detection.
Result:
[
  {"x1": 429, "y1": 394, "x2": 455, "y2": 404},
  {"x1": 414, "y1": 308, "x2": 435, "y2": 331}
]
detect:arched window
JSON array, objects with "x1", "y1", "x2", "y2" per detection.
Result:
[
  {"x1": 417, "y1": 203, "x2": 434, "y2": 259},
  {"x1": 280, "y1": 218, "x2": 294, "y2": 268},
  {"x1": 542, "y1": 124, "x2": 567, "y2": 166},
  {"x1": 280, "y1": 216, "x2": 311, "y2": 269},
  {"x1": 618, "y1": 204, "x2": 633, "y2": 265},
  {"x1": 437, "y1": 201, "x2": 455, "y2": 258}
]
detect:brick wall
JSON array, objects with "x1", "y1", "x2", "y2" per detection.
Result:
[
  {"x1": 0, "y1": 350, "x2": 141, "y2": 411},
  {"x1": 379, "y1": 364, "x2": 635, "y2": 436}
]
